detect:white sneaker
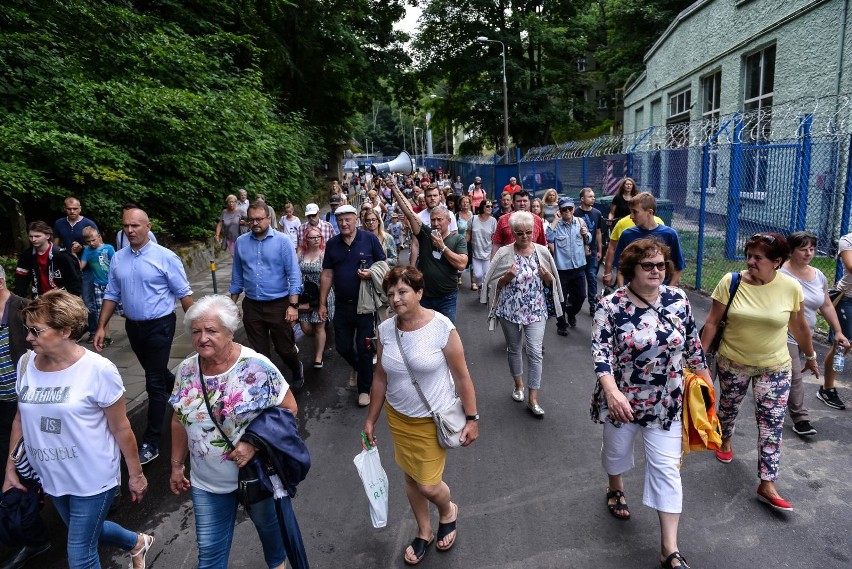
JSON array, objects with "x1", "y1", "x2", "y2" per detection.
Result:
[{"x1": 358, "y1": 393, "x2": 371, "y2": 407}]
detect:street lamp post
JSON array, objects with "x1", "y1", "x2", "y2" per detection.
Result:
[
  {"x1": 414, "y1": 127, "x2": 423, "y2": 172},
  {"x1": 477, "y1": 36, "x2": 510, "y2": 163}
]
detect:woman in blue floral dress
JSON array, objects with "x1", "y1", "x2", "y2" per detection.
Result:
[
  {"x1": 482, "y1": 211, "x2": 563, "y2": 417},
  {"x1": 168, "y1": 295, "x2": 298, "y2": 569},
  {"x1": 591, "y1": 238, "x2": 710, "y2": 569}
]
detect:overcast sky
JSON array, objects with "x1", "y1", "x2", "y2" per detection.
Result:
[{"x1": 394, "y1": 4, "x2": 422, "y2": 34}]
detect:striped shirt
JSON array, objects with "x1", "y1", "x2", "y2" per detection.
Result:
[{"x1": 0, "y1": 325, "x2": 16, "y2": 401}]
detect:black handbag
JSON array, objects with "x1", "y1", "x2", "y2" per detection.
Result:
[
  {"x1": 299, "y1": 279, "x2": 320, "y2": 308},
  {"x1": 197, "y1": 361, "x2": 272, "y2": 508}
]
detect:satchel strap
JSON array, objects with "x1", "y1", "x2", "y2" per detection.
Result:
[
  {"x1": 626, "y1": 286, "x2": 680, "y2": 331},
  {"x1": 718, "y1": 272, "x2": 742, "y2": 330},
  {"x1": 198, "y1": 358, "x2": 236, "y2": 451},
  {"x1": 393, "y1": 317, "x2": 436, "y2": 417}
]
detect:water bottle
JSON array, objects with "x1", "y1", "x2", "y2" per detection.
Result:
[{"x1": 832, "y1": 347, "x2": 845, "y2": 373}]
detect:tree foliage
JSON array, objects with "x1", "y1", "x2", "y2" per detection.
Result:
[
  {"x1": 409, "y1": 0, "x2": 692, "y2": 151},
  {"x1": 0, "y1": 0, "x2": 409, "y2": 244}
]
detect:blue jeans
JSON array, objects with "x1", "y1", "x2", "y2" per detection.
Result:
[
  {"x1": 82, "y1": 269, "x2": 97, "y2": 334},
  {"x1": 332, "y1": 302, "x2": 376, "y2": 394},
  {"x1": 191, "y1": 486, "x2": 286, "y2": 569},
  {"x1": 421, "y1": 290, "x2": 458, "y2": 324},
  {"x1": 50, "y1": 487, "x2": 137, "y2": 568},
  {"x1": 125, "y1": 313, "x2": 177, "y2": 447},
  {"x1": 584, "y1": 254, "x2": 599, "y2": 303}
]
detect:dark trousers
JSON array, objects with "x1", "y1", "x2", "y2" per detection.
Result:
[
  {"x1": 242, "y1": 297, "x2": 300, "y2": 380},
  {"x1": 556, "y1": 267, "x2": 586, "y2": 328},
  {"x1": 583, "y1": 254, "x2": 599, "y2": 304},
  {"x1": 125, "y1": 313, "x2": 177, "y2": 448},
  {"x1": 82, "y1": 269, "x2": 97, "y2": 334},
  {"x1": 332, "y1": 302, "x2": 375, "y2": 395}
]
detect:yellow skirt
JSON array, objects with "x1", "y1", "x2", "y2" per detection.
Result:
[{"x1": 385, "y1": 402, "x2": 447, "y2": 486}]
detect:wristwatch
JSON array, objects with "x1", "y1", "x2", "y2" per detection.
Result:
[
  {"x1": 465, "y1": 414, "x2": 479, "y2": 421},
  {"x1": 288, "y1": 302, "x2": 300, "y2": 309},
  {"x1": 804, "y1": 353, "x2": 817, "y2": 361}
]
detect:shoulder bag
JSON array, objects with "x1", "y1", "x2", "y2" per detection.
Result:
[
  {"x1": 393, "y1": 319, "x2": 466, "y2": 449},
  {"x1": 197, "y1": 362, "x2": 272, "y2": 508},
  {"x1": 699, "y1": 272, "x2": 742, "y2": 356}
]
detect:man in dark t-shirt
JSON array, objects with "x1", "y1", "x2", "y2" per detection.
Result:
[
  {"x1": 575, "y1": 187, "x2": 604, "y2": 314},
  {"x1": 320, "y1": 205, "x2": 386, "y2": 407}
]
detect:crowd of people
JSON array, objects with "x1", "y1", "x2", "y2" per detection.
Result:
[{"x1": 1, "y1": 171, "x2": 849, "y2": 569}]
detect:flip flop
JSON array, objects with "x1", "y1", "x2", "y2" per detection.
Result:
[
  {"x1": 403, "y1": 535, "x2": 434, "y2": 566},
  {"x1": 436, "y1": 503, "x2": 459, "y2": 552}
]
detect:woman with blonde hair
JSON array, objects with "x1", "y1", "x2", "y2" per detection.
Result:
[
  {"x1": 299, "y1": 225, "x2": 333, "y2": 368},
  {"x1": 214, "y1": 195, "x2": 242, "y2": 256},
  {"x1": 541, "y1": 189, "x2": 559, "y2": 223},
  {"x1": 362, "y1": 209, "x2": 398, "y2": 267},
  {"x1": 531, "y1": 198, "x2": 545, "y2": 221}
]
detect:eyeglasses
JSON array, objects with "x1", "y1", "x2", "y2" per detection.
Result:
[
  {"x1": 247, "y1": 217, "x2": 268, "y2": 224},
  {"x1": 306, "y1": 236, "x2": 322, "y2": 241},
  {"x1": 513, "y1": 230, "x2": 534, "y2": 236},
  {"x1": 364, "y1": 218, "x2": 378, "y2": 224},
  {"x1": 751, "y1": 233, "x2": 777, "y2": 244},
  {"x1": 638, "y1": 261, "x2": 667, "y2": 272},
  {"x1": 25, "y1": 326, "x2": 49, "y2": 337},
  {"x1": 560, "y1": 206, "x2": 573, "y2": 212},
  {"x1": 485, "y1": 204, "x2": 493, "y2": 208}
]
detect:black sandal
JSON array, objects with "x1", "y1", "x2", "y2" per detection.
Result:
[
  {"x1": 403, "y1": 536, "x2": 434, "y2": 566},
  {"x1": 436, "y1": 502, "x2": 459, "y2": 552},
  {"x1": 606, "y1": 488, "x2": 630, "y2": 520},
  {"x1": 661, "y1": 551, "x2": 691, "y2": 569}
]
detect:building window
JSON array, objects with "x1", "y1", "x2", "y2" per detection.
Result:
[
  {"x1": 577, "y1": 57, "x2": 586, "y2": 72},
  {"x1": 669, "y1": 89, "x2": 691, "y2": 119},
  {"x1": 702, "y1": 72, "x2": 721, "y2": 118},
  {"x1": 596, "y1": 90, "x2": 608, "y2": 109},
  {"x1": 743, "y1": 44, "x2": 775, "y2": 139}
]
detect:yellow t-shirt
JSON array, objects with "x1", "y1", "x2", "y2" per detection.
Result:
[
  {"x1": 712, "y1": 271, "x2": 804, "y2": 367},
  {"x1": 609, "y1": 215, "x2": 665, "y2": 241}
]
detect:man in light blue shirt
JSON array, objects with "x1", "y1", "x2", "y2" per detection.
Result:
[
  {"x1": 545, "y1": 197, "x2": 590, "y2": 334},
  {"x1": 94, "y1": 208, "x2": 193, "y2": 466},
  {"x1": 231, "y1": 200, "x2": 304, "y2": 388}
]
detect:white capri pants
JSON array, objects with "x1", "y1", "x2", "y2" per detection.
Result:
[
  {"x1": 601, "y1": 421, "x2": 683, "y2": 513},
  {"x1": 472, "y1": 258, "x2": 490, "y2": 287}
]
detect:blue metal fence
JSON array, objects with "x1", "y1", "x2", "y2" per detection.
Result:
[{"x1": 404, "y1": 95, "x2": 852, "y2": 292}]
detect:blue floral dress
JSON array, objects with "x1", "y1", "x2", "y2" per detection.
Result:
[
  {"x1": 590, "y1": 286, "x2": 707, "y2": 430},
  {"x1": 169, "y1": 346, "x2": 287, "y2": 493},
  {"x1": 495, "y1": 252, "x2": 547, "y2": 325}
]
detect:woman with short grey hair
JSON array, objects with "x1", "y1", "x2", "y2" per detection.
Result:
[
  {"x1": 482, "y1": 211, "x2": 563, "y2": 417},
  {"x1": 169, "y1": 294, "x2": 298, "y2": 569}
]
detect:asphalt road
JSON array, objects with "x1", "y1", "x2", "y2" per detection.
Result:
[{"x1": 25, "y1": 273, "x2": 852, "y2": 569}]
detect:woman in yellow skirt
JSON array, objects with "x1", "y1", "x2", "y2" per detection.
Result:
[{"x1": 362, "y1": 266, "x2": 479, "y2": 565}]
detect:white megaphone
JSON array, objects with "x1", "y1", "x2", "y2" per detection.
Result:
[{"x1": 370, "y1": 151, "x2": 414, "y2": 175}]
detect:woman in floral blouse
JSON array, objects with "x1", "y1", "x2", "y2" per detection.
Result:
[
  {"x1": 482, "y1": 211, "x2": 562, "y2": 417},
  {"x1": 168, "y1": 295, "x2": 298, "y2": 569},
  {"x1": 591, "y1": 238, "x2": 709, "y2": 569}
]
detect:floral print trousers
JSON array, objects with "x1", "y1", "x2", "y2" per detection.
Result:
[{"x1": 716, "y1": 355, "x2": 791, "y2": 481}]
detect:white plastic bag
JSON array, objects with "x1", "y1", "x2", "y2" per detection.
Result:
[{"x1": 353, "y1": 446, "x2": 389, "y2": 528}]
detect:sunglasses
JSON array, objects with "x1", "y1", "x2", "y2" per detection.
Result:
[
  {"x1": 25, "y1": 326, "x2": 49, "y2": 337},
  {"x1": 751, "y1": 233, "x2": 777, "y2": 244},
  {"x1": 638, "y1": 261, "x2": 667, "y2": 272},
  {"x1": 560, "y1": 206, "x2": 573, "y2": 212},
  {"x1": 513, "y1": 230, "x2": 533, "y2": 237},
  {"x1": 485, "y1": 204, "x2": 493, "y2": 208}
]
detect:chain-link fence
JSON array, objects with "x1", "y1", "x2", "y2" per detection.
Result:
[{"x1": 405, "y1": 94, "x2": 852, "y2": 293}]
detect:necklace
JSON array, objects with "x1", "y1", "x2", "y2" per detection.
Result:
[{"x1": 202, "y1": 342, "x2": 237, "y2": 375}]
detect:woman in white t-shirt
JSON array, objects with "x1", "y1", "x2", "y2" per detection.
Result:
[
  {"x1": 3, "y1": 290, "x2": 152, "y2": 568},
  {"x1": 362, "y1": 266, "x2": 479, "y2": 566},
  {"x1": 168, "y1": 295, "x2": 298, "y2": 569}
]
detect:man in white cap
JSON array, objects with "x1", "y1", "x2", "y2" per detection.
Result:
[
  {"x1": 545, "y1": 196, "x2": 590, "y2": 335},
  {"x1": 319, "y1": 204, "x2": 386, "y2": 406},
  {"x1": 467, "y1": 176, "x2": 482, "y2": 194},
  {"x1": 297, "y1": 202, "x2": 335, "y2": 246}
]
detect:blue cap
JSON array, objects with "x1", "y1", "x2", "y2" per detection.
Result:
[{"x1": 558, "y1": 197, "x2": 575, "y2": 208}]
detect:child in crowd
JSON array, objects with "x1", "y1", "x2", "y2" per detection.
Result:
[
  {"x1": 390, "y1": 213, "x2": 404, "y2": 250},
  {"x1": 79, "y1": 226, "x2": 115, "y2": 345}
]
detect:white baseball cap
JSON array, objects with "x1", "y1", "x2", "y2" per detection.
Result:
[{"x1": 304, "y1": 203, "x2": 320, "y2": 216}]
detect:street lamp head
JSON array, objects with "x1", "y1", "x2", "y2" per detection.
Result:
[{"x1": 476, "y1": 36, "x2": 489, "y2": 43}]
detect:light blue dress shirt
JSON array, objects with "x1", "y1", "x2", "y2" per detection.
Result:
[
  {"x1": 230, "y1": 227, "x2": 303, "y2": 300},
  {"x1": 545, "y1": 218, "x2": 589, "y2": 270},
  {"x1": 104, "y1": 241, "x2": 193, "y2": 320}
]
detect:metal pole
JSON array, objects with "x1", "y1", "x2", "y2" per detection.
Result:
[
  {"x1": 210, "y1": 259, "x2": 218, "y2": 294},
  {"x1": 501, "y1": 44, "x2": 509, "y2": 164}
]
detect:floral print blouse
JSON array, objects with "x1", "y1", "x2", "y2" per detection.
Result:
[
  {"x1": 495, "y1": 252, "x2": 547, "y2": 325},
  {"x1": 169, "y1": 345, "x2": 288, "y2": 493},
  {"x1": 590, "y1": 286, "x2": 707, "y2": 430}
]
